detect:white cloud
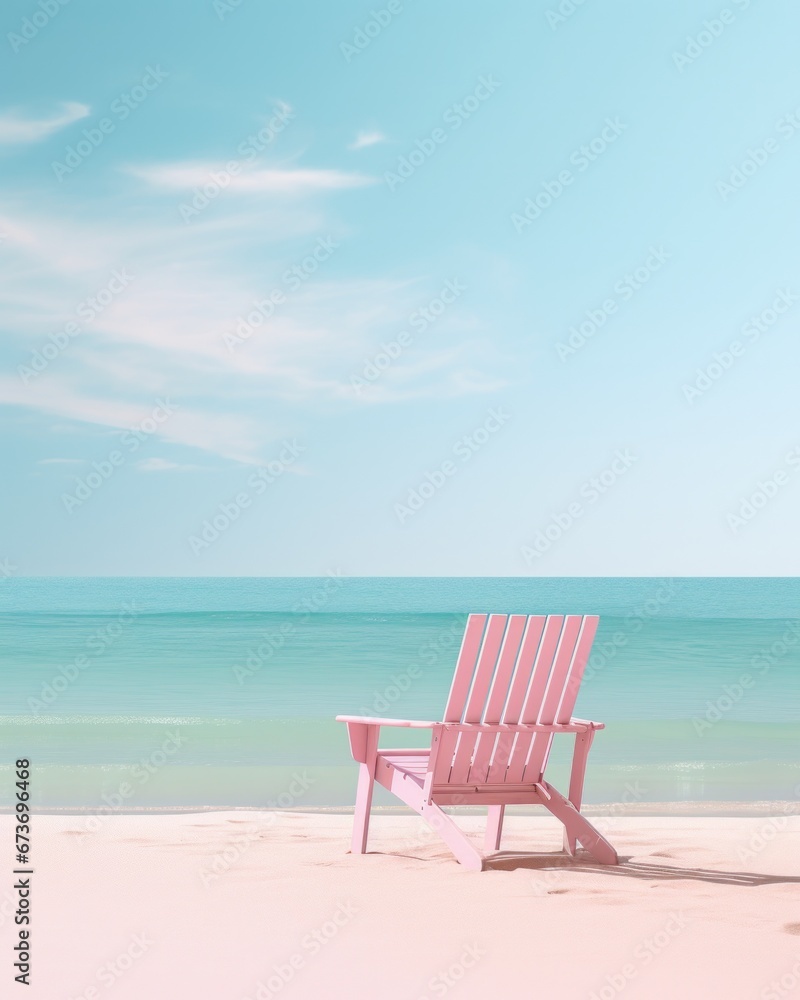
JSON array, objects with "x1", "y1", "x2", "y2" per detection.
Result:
[
  {"x1": 339, "y1": 349, "x2": 507, "y2": 404},
  {"x1": 348, "y1": 131, "x2": 388, "y2": 151},
  {"x1": 0, "y1": 165, "x2": 501, "y2": 464},
  {"x1": 129, "y1": 163, "x2": 374, "y2": 194},
  {"x1": 0, "y1": 374, "x2": 270, "y2": 465},
  {"x1": 37, "y1": 457, "x2": 83, "y2": 465},
  {"x1": 136, "y1": 457, "x2": 205, "y2": 472},
  {"x1": 0, "y1": 102, "x2": 90, "y2": 145}
]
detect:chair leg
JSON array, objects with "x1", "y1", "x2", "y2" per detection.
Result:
[
  {"x1": 351, "y1": 764, "x2": 375, "y2": 854},
  {"x1": 541, "y1": 781, "x2": 618, "y2": 865},
  {"x1": 562, "y1": 730, "x2": 593, "y2": 855},
  {"x1": 484, "y1": 805, "x2": 505, "y2": 853},
  {"x1": 350, "y1": 727, "x2": 379, "y2": 854},
  {"x1": 378, "y1": 763, "x2": 484, "y2": 871},
  {"x1": 419, "y1": 800, "x2": 484, "y2": 871}
]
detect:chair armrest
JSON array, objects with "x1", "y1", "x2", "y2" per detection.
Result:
[
  {"x1": 336, "y1": 716, "x2": 439, "y2": 763},
  {"x1": 335, "y1": 716, "x2": 605, "y2": 763},
  {"x1": 569, "y1": 718, "x2": 605, "y2": 730},
  {"x1": 335, "y1": 715, "x2": 438, "y2": 728}
]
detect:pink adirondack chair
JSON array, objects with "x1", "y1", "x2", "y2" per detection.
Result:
[{"x1": 336, "y1": 613, "x2": 618, "y2": 871}]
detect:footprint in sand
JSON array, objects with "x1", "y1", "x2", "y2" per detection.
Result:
[{"x1": 783, "y1": 923, "x2": 800, "y2": 935}]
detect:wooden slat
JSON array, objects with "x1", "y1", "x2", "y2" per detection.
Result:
[
  {"x1": 443, "y1": 615, "x2": 487, "y2": 722},
  {"x1": 380, "y1": 754, "x2": 430, "y2": 777},
  {"x1": 482, "y1": 615, "x2": 528, "y2": 723},
  {"x1": 430, "y1": 788, "x2": 552, "y2": 807},
  {"x1": 451, "y1": 614, "x2": 507, "y2": 781},
  {"x1": 500, "y1": 616, "x2": 548, "y2": 724},
  {"x1": 535, "y1": 615, "x2": 582, "y2": 725},
  {"x1": 449, "y1": 729, "x2": 480, "y2": 784},
  {"x1": 486, "y1": 614, "x2": 545, "y2": 784},
  {"x1": 462, "y1": 615, "x2": 521, "y2": 782},
  {"x1": 466, "y1": 729, "x2": 498, "y2": 784},
  {"x1": 505, "y1": 616, "x2": 564, "y2": 782},
  {"x1": 485, "y1": 729, "x2": 519, "y2": 784},
  {"x1": 520, "y1": 616, "x2": 569, "y2": 724},
  {"x1": 555, "y1": 615, "x2": 599, "y2": 723},
  {"x1": 522, "y1": 615, "x2": 584, "y2": 783},
  {"x1": 462, "y1": 615, "x2": 508, "y2": 722},
  {"x1": 519, "y1": 734, "x2": 550, "y2": 786},
  {"x1": 431, "y1": 726, "x2": 459, "y2": 785}
]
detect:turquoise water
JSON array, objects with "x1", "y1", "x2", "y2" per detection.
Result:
[{"x1": 0, "y1": 578, "x2": 798, "y2": 811}]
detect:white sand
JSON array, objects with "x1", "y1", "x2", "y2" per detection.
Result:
[{"x1": 2, "y1": 811, "x2": 800, "y2": 999}]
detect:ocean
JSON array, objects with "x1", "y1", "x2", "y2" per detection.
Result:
[{"x1": 0, "y1": 577, "x2": 798, "y2": 813}]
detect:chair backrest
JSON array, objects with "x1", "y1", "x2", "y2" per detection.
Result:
[{"x1": 433, "y1": 613, "x2": 599, "y2": 787}]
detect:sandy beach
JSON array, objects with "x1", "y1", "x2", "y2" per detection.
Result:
[{"x1": 3, "y1": 810, "x2": 799, "y2": 999}]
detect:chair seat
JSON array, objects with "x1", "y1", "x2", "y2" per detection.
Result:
[{"x1": 377, "y1": 751, "x2": 431, "y2": 786}]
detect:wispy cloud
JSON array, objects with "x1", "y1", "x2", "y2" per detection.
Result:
[
  {"x1": 348, "y1": 131, "x2": 388, "y2": 151},
  {"x1": 0, "y1": 157, "x2": 501, "y2": 465},
  {"x1": 37, "y1": 457, "x2": 84, "y2": 465},
  {"x1": 129, "y1": 163, "x2": 374, "y2": 194},
  {"x1": 136, "y1": 457, "x2": 206, "y2": 473},
  {"x1": 0, "y1": 102, "x2": 90, "y2": 145},
  {"x1": 0, "y1": 374, "x2": 270, "y2": 465}
]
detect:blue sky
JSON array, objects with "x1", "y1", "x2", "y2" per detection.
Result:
[{"x1": 1, "y1": 0, "x2": 799, "y2": 575}]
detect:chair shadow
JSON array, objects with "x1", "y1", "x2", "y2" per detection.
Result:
[{"x1": 483, "y1": 852, "x2": 800, "y2": 886}]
